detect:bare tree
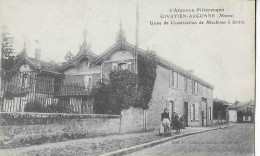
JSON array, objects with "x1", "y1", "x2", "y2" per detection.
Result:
[{"x1": 64, "y1": 51, "x2": 74, "y2": 61}]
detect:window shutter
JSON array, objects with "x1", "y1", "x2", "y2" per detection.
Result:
[
  {"x1": 127, "y1": 62, "x2": 132, "y2": 71},
  {"x1": 191, "y1": 104, "x2": 194, "y2": 120},
  {"x1": 195, "y1": 103, "x2": 199, "y2": 120},
  {"x1": 169, "y1": 70, "x2": 172, "y2": 86}
]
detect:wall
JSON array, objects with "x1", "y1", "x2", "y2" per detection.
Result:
[
  {"x1": 0, "y1": 113, "x2": 121, "y2": 147},
  {"x1": 229, "y1": 110, "x2": 237, "y2": 122},
  {"x1": 145, "y1": 65, "x2": 214, "y2": 130},
  {"x1": 120, "y1": 107, "x2": 144, "y2": 133}
]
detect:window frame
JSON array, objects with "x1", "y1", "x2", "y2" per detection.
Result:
[
  {"x1": 184, "y1": 77, "x2": 188, "y2": 92},
  {"x1": 169, "y1": 70, "x2": 178, "y2": 88}
]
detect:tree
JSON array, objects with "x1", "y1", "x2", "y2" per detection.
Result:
[
  {"x1": 64, "y1": 51, "x2": 74, "y2": 61},
  {"x1": 1, "y1": 26, "x2": 16, "y2": 70}
]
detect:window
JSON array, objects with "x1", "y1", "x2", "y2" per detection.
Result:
[
  {"x1": 127, "y1": 62, "x2": 132, "y2": 71},
  {"x1": 169, "y1": 70, "x2": 178, "y2": 88},
  {"x1": 112, "y1": 63, "x2": 118, "y2": 71},
  {"x1": 192, "y1": 104, "x2": 195, "y2": 120},
  {"x1": 192, "y1": 80, "x2": 198, "y2": 94},
  {"x1": 118, "y1": 63, "x2": 127, "y2": 71},
  {"x1": 184, "y1": 77, "x2": 188, "y2": 92},
  {"x1": 20, "y1": 73, "x2": 28, "y2": 88},
  {"x1": 191, "y1": 103, "x2": 199, "y2": 121},
  {"x1": 84, "y1": 75, "x2": 92, "y2": 90}
]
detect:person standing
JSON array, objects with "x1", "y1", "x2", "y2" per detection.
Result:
[{"x1": 161, "y1": 109, "x2": 171, "y2": 134}]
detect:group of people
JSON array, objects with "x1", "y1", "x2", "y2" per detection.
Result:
[{"x1": 161, "y1": 108, "x2": 184, "y2": 134}]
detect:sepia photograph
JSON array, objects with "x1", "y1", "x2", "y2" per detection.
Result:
[{"x1": 0, "y1": 0, "x2": 256, "y2": 155}]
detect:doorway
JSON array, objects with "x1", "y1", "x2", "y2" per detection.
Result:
[
  {"x1": 184, "y1": 102, "x2": 189, "y2": 126},
  {"x1": 201, "y1": 98, "x2": 207, "y2": 126}
]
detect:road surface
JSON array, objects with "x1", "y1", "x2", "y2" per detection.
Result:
[{"x1": 127, "y1": 124, "x2": 254, "y2": 156}]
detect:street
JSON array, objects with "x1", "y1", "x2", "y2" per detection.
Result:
[{"x1": 127, "y1": 124, "x2": 254, "y2": 156}]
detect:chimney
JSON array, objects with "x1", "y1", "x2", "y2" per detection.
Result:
[{"x1": 35, "y1": 40, "x2": 41, "y2": 60}]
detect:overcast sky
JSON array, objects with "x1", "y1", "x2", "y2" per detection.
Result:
[{"x1": 0, "y1": 0, "x2": 255, "y2": 102}]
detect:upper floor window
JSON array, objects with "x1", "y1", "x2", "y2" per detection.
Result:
[
  {"x1": 184, "y1": 77, "x2": 188, "y2": 92},
  {"x1": 112, "y1": 63, "x2": 118, "y2": 71},
  {"x1": 192, "y1": 80, "x2": 198, "y2": 94},
  {"x1": 20, "y1": 72, "x2": 29, "y2": 88},
  {"x1": 112, "y1": 62, "x2": 132, "y2": 71},
  {"x1": 127, "y1": 62, "x2": 132, "y2": 71},
  {"x1": 84, "y1": 75, "x2": 92, "y2": 90},
  {"x1": 118, "y1": 63, "x2": 127, "y2": 71},
  {"x1": 169, "y1": 70, "x2": 178, "y2": 88}
]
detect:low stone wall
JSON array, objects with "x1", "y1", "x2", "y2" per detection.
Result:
[{"x1": 0, "y1": 112, "x2": 121, "y2": 148}]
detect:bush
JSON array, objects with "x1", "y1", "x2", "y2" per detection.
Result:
[{"x1": 93, "y1": 50, "x2": 158, "y2": 114}]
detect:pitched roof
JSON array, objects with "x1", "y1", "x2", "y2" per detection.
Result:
[
  {"x1": 229, "y1": 101, "x2": 255, "y2": 110},
  {"x1": 94, "y1": 41, "x2": 214, "y2": 89},
  {"x1": 10, "y1": 55, "x2": 61, "y2": 75},
  {"x1": 57, "y1": 51, "x2": 97, "y2": 72},
  {"x1": 57, "y1": 38, "x2": 97, "y2": 72},
  {"x1": 213, "y1": 98, "x2": 230, "y2": 105}
]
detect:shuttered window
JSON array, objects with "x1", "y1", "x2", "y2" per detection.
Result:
[
  {"x1": 192, "y1": 81, "x2": 198, "y2": 94},
  {"x1": 195, "y1": 103, "x2": 199, "y2": 120},
  {"x1": 184, "y1": 77, "x2": 188, "y2": 92},
  {"x1": 169, "y1": 70, "x2": 178, "y2": 88}
]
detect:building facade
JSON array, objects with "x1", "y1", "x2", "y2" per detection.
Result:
[{"x1": 1, "y1": 24, "x2": 214, "y2": 130}]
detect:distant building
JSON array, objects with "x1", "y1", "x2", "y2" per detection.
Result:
[
  {"x1": 228, "y1": 109, "x2": 237, "y2": 122},
  {"x1": 229, "y1": 100, "x2": 255, "y2": 123}
]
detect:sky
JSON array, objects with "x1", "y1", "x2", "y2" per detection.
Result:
[{"x1": 0, "y1": 0, "x2": 255, "y2": 102}]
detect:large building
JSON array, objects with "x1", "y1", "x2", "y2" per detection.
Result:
[{"x1": 1, "y1": 23, "x2": 214, "y2": 131}]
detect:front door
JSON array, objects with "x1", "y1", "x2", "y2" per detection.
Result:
[
  {"x1": 184, "y1": 102, "x2": 188, "y2": 126},
  {"x1": 202, "y1": 98, "x2": 207, "y2": 126}
]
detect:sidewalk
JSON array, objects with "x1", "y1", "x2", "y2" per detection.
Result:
[{"x1": 0, "y1": 124, "x2": 233, "y2": 156}]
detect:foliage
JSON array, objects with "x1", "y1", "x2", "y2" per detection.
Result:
[
  {"x1": 1, "y1": 27, "x2": 16, "y2": 70},
  {"x1": 93, "y1": 51, "x2": 158, "y2": 114},
  {"x1": 213, "y1": 102, "x2": 228, "y2": 120},
  {"x1": 137, "y1": 51, "x2": 158, "y2": 109},
  {"x1": 93, "y1": 71, "x2": 137, "y2": 115},
  {"x1": 93, "y1": 82, "x2": 113, "y2": 114},
  {"x1": 109, "y1": 70, "x2": 137, "y2": 114}
]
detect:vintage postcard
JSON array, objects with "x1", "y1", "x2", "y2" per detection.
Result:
[{"x1": 0, "y1": 0, "x2": 256, "y2": 156}]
